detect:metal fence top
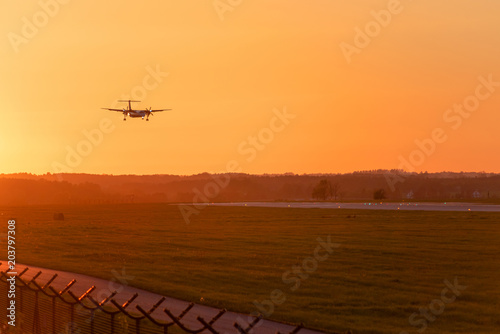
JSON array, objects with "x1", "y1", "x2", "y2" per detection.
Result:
[{"x1": 0, "y1": 262, "x2": 332, "y2": 334}]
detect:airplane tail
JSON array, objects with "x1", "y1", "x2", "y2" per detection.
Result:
[{"x1": 118, "y1": 100, "x2": 140, "y2": 111}]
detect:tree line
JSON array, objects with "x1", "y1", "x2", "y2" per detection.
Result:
[{"x1": 1, "y1": 171, "x2": 499, "y2": 205}]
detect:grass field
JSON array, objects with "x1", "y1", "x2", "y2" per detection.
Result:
[{"x1": 1, "y1": 204, "x2": 499, "y2": 333}]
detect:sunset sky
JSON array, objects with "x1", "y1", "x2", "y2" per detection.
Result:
[{"x1": 1, "y1": 0, "x2": 500, "y2": 175}]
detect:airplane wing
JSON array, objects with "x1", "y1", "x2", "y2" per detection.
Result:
[
  {"x1": 148, "y1": 109, "x2": 172, "y2": 113},
  {"x1": 102, "y1": 108, "x2": 125, "y2": 112}
]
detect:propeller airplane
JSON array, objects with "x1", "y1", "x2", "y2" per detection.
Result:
[{"x1": 102, "y1": 100, "x2": 171, "y2": 121}]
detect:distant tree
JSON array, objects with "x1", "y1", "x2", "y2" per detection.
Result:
[
  {"x1": 331, "y1": 182, "x2": 340, "y2": 201},
  {"x1": 312, "y1": 179, "x2": 332, "y2": 200},
  {"x1": 373, "y1": 189, "x2": 386, "y2": 200}
]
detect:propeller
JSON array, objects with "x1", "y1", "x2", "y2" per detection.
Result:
[{"x1": 145, "y1": 107, "x2": 153, "y2": 121}]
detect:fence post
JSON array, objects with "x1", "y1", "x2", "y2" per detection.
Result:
[
  {"x1": 32, "y1": 290, "x2": 41, "y2": 334},
  {"x1": 111, "y1": 313, "x2": 115, "y2": 334},
  {"x1": 52, "y1": 297, "x2": 57, "y2": 334}
]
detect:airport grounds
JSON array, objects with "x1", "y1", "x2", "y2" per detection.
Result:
[{"x1": 1, "y1": 203, "x2": 499, "y2": 333}]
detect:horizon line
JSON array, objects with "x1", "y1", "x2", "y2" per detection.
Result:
[{"x1": 2, "y1": 170, "x2": 500, "y2": 178}]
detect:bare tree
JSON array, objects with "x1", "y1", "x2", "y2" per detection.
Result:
[
  {"x1": 331, "y1": 182, "x2": 340, "y2": 201},
  {"x1": 373, "y1": 188, "x2": 386, "y2": 200},
  {"x1": 312, "y1": 179, "x2": 332, "y2": 200}
]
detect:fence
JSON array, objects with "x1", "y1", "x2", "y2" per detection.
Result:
[{"x1": 0, "y1": 265, "x2": 309, "y2": 334}]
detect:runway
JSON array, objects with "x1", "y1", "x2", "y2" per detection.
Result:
[{"x1": 198, "y1": 201, "x2": 500, "y2": 212}]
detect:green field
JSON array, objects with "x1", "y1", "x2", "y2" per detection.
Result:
[{"x1": 1, "y1": 204, "x2": 499, "y2": 333}]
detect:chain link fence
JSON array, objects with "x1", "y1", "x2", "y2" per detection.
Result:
[{"x1": 0, "y1": 266, "x2": 312, "y2": 334}]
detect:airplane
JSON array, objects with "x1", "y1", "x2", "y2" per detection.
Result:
[{"x1": 102, "y1": 100, "x2": 172, "y2": 121}]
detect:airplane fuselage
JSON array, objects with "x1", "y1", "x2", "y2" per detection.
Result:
[{"x1": 126, "y1": 110, "x2": 148, "y2": 118}]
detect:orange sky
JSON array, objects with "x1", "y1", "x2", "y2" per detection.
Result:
[{"x1": 1, "y1": 1, "x2": 500, "y2": 175}]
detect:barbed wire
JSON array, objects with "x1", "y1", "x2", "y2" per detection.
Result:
[{"x1": 0, "y1": 265, "x2": 312, "y2": 334}]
